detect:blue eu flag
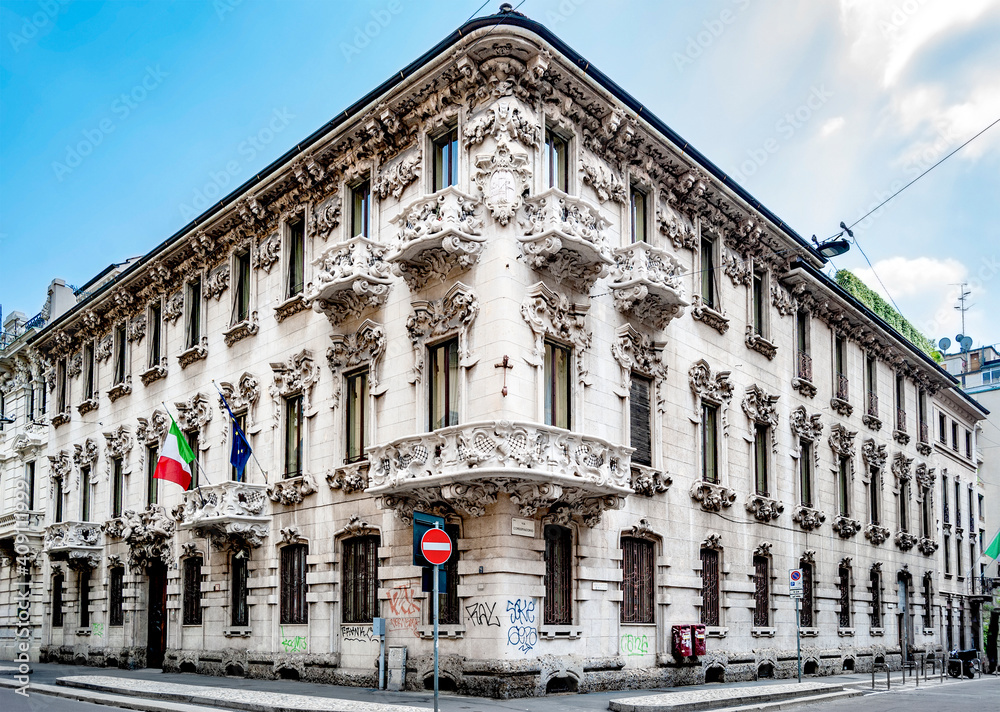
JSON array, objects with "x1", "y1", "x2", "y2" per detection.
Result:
[{"x1": 219, "y1": 392, "x2": 252, "y2": 481}]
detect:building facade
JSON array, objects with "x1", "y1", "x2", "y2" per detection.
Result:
[{"x1": 2, "y1": 8, "x2": 990, "y2": 697}]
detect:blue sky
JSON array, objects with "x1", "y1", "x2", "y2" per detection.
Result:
[{"x1": 2, "y1": 0, "x2": 998, "y2": 348}]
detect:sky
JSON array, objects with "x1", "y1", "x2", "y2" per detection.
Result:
[{"x1": 1, "y1": 0, "x2": 998, "y2": 351}]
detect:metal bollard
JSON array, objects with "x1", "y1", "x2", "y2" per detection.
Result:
[{"x1": 886, "y1": 665, "x2": 891, "y2": 690}]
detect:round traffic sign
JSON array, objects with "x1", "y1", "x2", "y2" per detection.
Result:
[
  {"x1": 790, "y1": 570, "x2": 801, "y2": 582},
  {"x1": 420, "y1": 528, "x2": 452, "y2": 566}
]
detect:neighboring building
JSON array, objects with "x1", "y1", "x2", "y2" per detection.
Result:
[{"x1": 3, "y1": 7, "x2": 990, "y2": 696}]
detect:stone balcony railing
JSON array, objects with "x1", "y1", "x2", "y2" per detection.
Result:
[
  {"x1": 304, "y1": 237, "x2": 392, "y2": 326},
  {"x1": 389, "y1": 186, "x2": 486, "y2": 290},
  {"x1": 0, "y1": 510, "x2": 44, "y2": 543},
  {"x1": 608, "y1": 242, "x2": 689, "y2": 329},
  {"x1": 368, "y1": 421, "x2": 633, "y2": 526},
  {"x1": 174, "y1": 481, "x2": 270, "y2": 548},
  {"x1": 42, "y1": 520, "x2": 102, "y2": 569},
  {"x1": 518, "y1": 188, "x2": 614, "y2": 293}
]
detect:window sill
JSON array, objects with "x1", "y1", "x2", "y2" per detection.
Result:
[
  {"x1": 224, "y1": 316, "x2": 259, "y2": 346},
  {"x1": 870, "y1": 627, "x2": 884, "y2": 636},
  {"x1": 140, "y1": 362, "x2": 168, "y2": 386},
  {"x1": 77, "y1": 398, "x2": 99, "y2": 415},
  {"x1": 706, "y1": 626, "x2": 728, "y2": 638},
  {"x1": 744, "y1": 328, "x2": 777, "y2": 360},
  {"x1": 751, "y1": 627, "x2": 776, "y2": 638},
  {"x1": 691, "y1": 299, "x2": 729, "y2": 335},
  {"x1": 108, "y1": 381, "x2": 132, "y2": 402},
  {"x1": 922, "y1": 628, "x2": 935, "y2": 636},
  {"x1": 75, "y1": 628, "x2": 91, "y2": 637},
  {"x1": 224, "y1": 627, "x2": 252, "y2": 637},
  {"x1": 539, "y1": 626, "x2": 582, "y2": 640},
  {"x1": 274, "y1": 294, "x2": 307, "y2": 323},
  {"x1": 800, "y1": 627, "x2": 819, "y2": 638},
  {"x1": 51, "y1": 411, "x2": 71, "y2": 427},
  {"x1": 178, "y1": 340, "x2": 208, "y2": 369},
  {"x1": 838, "y1": 627, "x2": 855, "y2": 637},
  {"x1": 418, "y1": 625, "x2": 464, "y2": 639}
]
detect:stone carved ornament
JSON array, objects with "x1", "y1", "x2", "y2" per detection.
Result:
[
  {"x1": 73, "y1": 439, "x2": 100, "y2": 480},
  {"x1": 828, "y1": 423, "x2": 857, "y2": 458},
  {"x1": 742, "y1": 385, "x2": 779, "y2": 427},
  {"x1": 789, "y1": 406, "x2": 823, "y2": 441},
  {"x1": 312, "y1": 194, "x2": 342, "y2": 242},
  {"x1": 472, "y1": 142, "x2": 531, "y2": 225},
  {"x1": 407, "y1": 283, "x2": 479, "y2": 380},
  {"x1": 256, "y1": 232, "x2": 281, "y2": 272},
  {"x1": 770, "y1": 276, "x2": 796, "y2": 317},
  {"x1": 373, "y1": 149, "x2": 421, "y2": 200},
  {"x1": 327, "y1": 320, "x2": 386, "y2": 410},
  {"x1": 205, "y1": 264, "x2": 230, "y2": 301},
  {"x1": 48, "y1": 450, "x2": 74, "y2": 495},
  {"x1": 611, "y1": 325, "x2": 668, "y2": 413},
  {"x1": 164, "y1": 293, "x2": 184, "y2": 323},
  {"x1": 218, "y1": 372, "x2": 261, "y2": 436},
  {"x1": 521, "y1": 282, "x2": 591, "y2": 384},
  {"x1": 464, "y1": 99, "x2": 541, "y2": 149},
  {"x1": 269, "y1": 349, "x2": 321, "y2": 423},
  {"x1": 104, "y1": 426, "x2": 133, "y2": 480},
  {"x1": 175, "y1": 392, "x2": 213, "y2": 442},
  {"x1": 689, "y1": 359, "x2": 734, "y2": 406},
  {"x1": 915, "y1": 462, "x2": 936, "y2": 491},
  {"x1": 127, "y1": 315, "x2": 147, "y2": 343},
  {"x1": 891, "y1": 453, "x2": 914, "y2": 485},
  {"x1": 862, "y1": 439, "x2": 887, "y2": 472},
  {"x1": 656, "y1": 200, "x2": 696, "y2": 250},
  {"x1": 580, "y1": 151, "x2": 627, "y2": 204}
]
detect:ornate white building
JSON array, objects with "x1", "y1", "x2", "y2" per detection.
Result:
[{"x1": 4, "y1": 6, "x2": 989, "y2": 697}]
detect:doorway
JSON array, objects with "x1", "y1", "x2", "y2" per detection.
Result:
[{"x1": 146, "y1": 562, "x2": 168, "y2": 668}]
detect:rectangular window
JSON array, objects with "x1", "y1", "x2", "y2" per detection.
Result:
[
  {"x1": 799, "y1": 440, "x2": 813, "y2": 507},
  {"x1": 921, "y1": 487, "x2": 932, "y2": 538},
  {"x1": 186, "y1": 279, "x2": 201, "y2": 349},
  {"x1": 918, "y1": 389, "x2": 928, "y2": 443},
  {"x1": 148, "y1": 302, "x2": 162, "y2": 369},
  {"x1": 112, "y1": 457, "x2": 124, "y2": 518},
  {"x1": 431, "y1": 522, "x2": 461, "y2": 626},
  {"x1": 57, "y1": 358, "x2": 68, "y2": 412},
  {"x1": 428, "y1": 339, "x2": 458, "y2": 431},
  {"x1": 287, "y1": 218, "x2": 305, "y2": 297},
  {"x1": 351, "y1": 180, "x2": 371, "y2": 238},
  {"x1": 234, "y1": 251, "x2": 251, "y2": 323},
  {"x1": 702, "y1": 403, "x2": 719, "y2": 483},
  {"x1": 83, "y1": 342, "x2": 95, "y2": 400},
  {"x1": 345, "y1": 370, "x2": 368, "y2": 463},
  {"x1": 0, "y1": 390, "x2": 5, "y2": 430},
  {"x1": 939, "y1": 413, "x2": 947, "y2": 443},
  {"x1": 630, "y1": 186, "x2": 647, "y2": 243},
  {"x1": 865, "y1": 355, "x2": 878, "y2": 417},
  {"x1": 796, "y1": 311, "x2": 811, "y2": 381},
  {"x1": 113, "y1": 324, "x2": 126, "y2": 385},
  {"x1": 630, "y1": 375, "x2": 652, "y2": 467},
  {"x1": 25, "y1": 461, "x2": 35, "y2": 511},
  {"x1": 432, "y1": 127, "x2": 458, "y2": 192},
  {"x1": 284, "y1": 395, "x2": 304, "y2": 478},
  {"x1": 753, "y1": 424, "x2": 769, "y2": 495},
  {"x1": 544, "y1": 524, "x2": 573, "y2": 625},
  {"x1": 700, "y1": 548, "x2": 720, "y2": 626},
  {"x1": 965, "y1": 431, "x2": 972, "y2": 459},
  {"x1": 109, "y1": 567, "x2": 124, "y2": 627},
  {"x1": 700, "y1": 238, "x2": 716, "y2": 308},
  {"x1": 52, "y1": 574, "x2": 64, "y2": 628},
  {"x1": 951, "y1": 422, "x2": 958, "y2": 451},
  {"x1": 870, "y1": 570, "x2": 882, "y2": 627},
  {"x1": 544, "y1": 341, "x2": 571, "y2": 430},
  {"x1": 899, "y1": 479, "x2": 909, "y2": 532},
  {"x1": 869, "y1": 467, "x2": 880, "y2": 525},
  {"x1": 343, "y1": 535, "x2": 379, "y2": 624},
  {"x1": 280, "y1": 544, "x2": 308, "y2": 625},
  {"x1": 146, "y1": 445, "x2": 158, "y2": 506},
  {"x1": 956, "y1": 536, "x2": 962, "y2": 577},
  {"x1": 752, "y1": 270, "x2": 765, "y2": 336},
  {"x1": 183, "y1": 557, "x2": 203, "y2": 625},
  {"x1": 80, "y1": 466, "x2": 90, "y2": 520},
  {"x1": 838, "y1": 565, "x2": 851, "y2": 628},
  {"x1": 944, "y1": 534, "x2": 951, "y2": 574},
  {"x1": 231, "y1": 411, "x2": 247, "y2": 481},
  {"x1": 79, "y1": 569, "x2": 90, "y2": 628},
  {"x1": 55, "y1": 476, "x2": 64, "y2": 523},
  {"x1": 621, "y1": 537, "x2": 654, "y2": 624},
  {"x1": 895, "y1": 373, "x2": 906, "y2": 432},
  {"x1": 955, "y1": 480, "x2": 961, "y2": 523},
  {"x1": 186, "y1": 431, "x2": 199, "y2": 489},
  {"x1": 799, "y1": 562, "x2": 814, "y2": 627},
  {"x1": 835, "y1": 336, "x2": 848, "y2": 401},
  {"x1": 922, "y1": 577, "x2": 933, "y2": 629},
  {"x1": 27, "y1": 383, "x2": 35, "y2": 421},
  {"x1": 544, "y1": 129, "x2": 569, "y2": 192},
  {"x1": 231, "y1": 550, "x2": 249, "y2": 627},
  {"x1": 837, "y1": 456, "x2": 850, "y2": 517},
  {"x1": 753, "y1": 556, "x2": 770, "y2": 627}
]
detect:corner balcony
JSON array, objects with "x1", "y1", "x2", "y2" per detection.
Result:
[
  {"x1": 389, "y1": 187, "x2": 485, "y2": 290},
  {"x1": 304, "y1": 237, "x2": 392, "y2": 326},
  {"x1": 0, "y1": 510, "x2": 45, "y2": 557},
  {"x1": 368, "y1": 421, "x2": 633, "y2": 527},
  {"x1": 517, "y1": 188, "x2": 614, "y2": 293},
  {"x1": 608, "y1": 242, "x2": 689, "y2": 329},
  {"x1": 43, "y1": 521, "x2": 102, "y2": 570},
  {"x1": 174, "y1": 481, "x2": 270, "y2": 549}
]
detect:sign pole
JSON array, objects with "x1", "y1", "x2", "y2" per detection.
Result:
[
  {"x1": 433, "y1": 550, "x2": 440, "y2": 712},
  {"x1": 796, "y1": 597, "x2": 802, "y2": 683}
]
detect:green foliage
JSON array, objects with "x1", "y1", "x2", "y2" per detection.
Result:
[{"x1": 835, "y1": 270, "x2": 940, "y2": 361}]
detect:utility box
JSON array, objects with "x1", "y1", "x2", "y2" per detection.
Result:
[
  {"x1": 372, "y1": 617, "x2": 386, "y2": 637},
  {"x1": 672, "y1": 625, "x2": 693, "y2": 657},
  {"x1": 691, "y1": 624, "x2": 707, "y2": 656},
  {"x1": 386, "y1": 646, "x2": 407, "y2": 691}
]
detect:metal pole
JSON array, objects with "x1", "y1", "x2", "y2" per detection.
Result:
[
  {"x1": 796, "y1": 597, "x2": 801, "y2": 683},
  {"x1": 433, "y1": 559, "x2": 440, "y2": 712}
]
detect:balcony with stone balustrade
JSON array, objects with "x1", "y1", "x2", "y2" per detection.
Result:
[
  {"x1": 608, "y1": 241, "x2": 689, "y2": 329},
  {"x1": 174, "y1": 481, "x2": 270, "y2": 549},
  {"x1": 42, "y1": 520, "x2": 102, "y2": 569},
  {"x1": 303, "y1": 237, "x2": 393, "y2": 326}
]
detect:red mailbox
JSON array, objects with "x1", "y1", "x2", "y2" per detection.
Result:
[
  {"x1": 671, "y1": 625, "x2": 693, "y2": 657},
  {"x1": 691, "y1": 624, "x2": 707, "y2": 656}
]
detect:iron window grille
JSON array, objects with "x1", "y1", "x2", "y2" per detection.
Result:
[
  {"x1": 343, "y1": 535, "x2": 380, "y2": 624},
  {"x1": 869, "y1": 570, "x2": 882, "y2": 627},
  {"x1": 231, "y1": 550, "x2": 249, "y2": 627},
  {"x1": 837, "y1": 566, "x2": 851, "y2": 628},
  {"x1": 544, "y1": 524, "x2": 573, "y2": 626},
  {"x1": 109, "y1": 567, "x2": 124, "y2": 627},
  {"x1": 799, "y1": 561, "x2": 814, "y2": 627},
  {"x1": 429, "y1": 523, "x2": 461, "y2": 626},
  {"x1": 280, "y1": 544, "x2": 308, "y2": 625},
  {"x1": 700, "y1": 548, "x2": 720, "y2": 626},
  {"x1": 752, "y1": 556, "x2": 770, "y2": 627},
  {"x1": 183, "y1": 557, "x2": 203, "y2": 625},
  {"x1": 621, "y1": 537, "x2": 654, "y2": 624}
]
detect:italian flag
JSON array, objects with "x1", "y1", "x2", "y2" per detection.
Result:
[{"x1": 154, "y1": 416, "x2": 196, "y2": 489}]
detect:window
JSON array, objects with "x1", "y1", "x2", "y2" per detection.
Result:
[
  {"x1": 231, "y1": 411, "x2": 247, "y2": 481},
  {"x1": 918, "y1": 388, "x2": 928, "y2": 442},
  {"x1": 343, "y1": 535, "x2": 379, "y2": 624},
  {"x1": 79, "y1": 569, "x2": 90, "y2": 628},
  {"x1": 148, "y1": 302, "x2": 162, "y2": 369},
  {"x1": 544, "y1": 524, "x2": 572, "y2": 625},
  {"x1": 869, "y1": 569, "x2": 882, "y2": 627},
  {"x1": 428, "y1": 339, "x2": 458, "y2": 431},
  {"x1": 83, "y1": 341, "x2": 95, "y2": 400},
  {"x1": 351, "y1": 179, "x2": 371, "y2": 238},
  {"x1": 432, "y1": 127, "x2": 458, "y2": 192},
  {"x1": 865, "y1": 355, "x2": 877, "y2": 417},
  {"x1": 54, "y1": 475, "x2": 64, "y2": 523},
  {"x1": 186, "y1": 278, "x2": 201, "y2": 349},
  {"x1": 284, "y1": 395, "x2": 303, "y2": 479},
  {"x1": 544, "y1": 341, "x2": 571, "y2": 430},
  {"x1": 702, "y1": 403, "x2": 719, "y2": 483},
  {"x1": 25, "y1": 461, "x2": 35, "y2": 511},
  {"x1": 630, "y1": 185, "x2": 647, "y2": 243},
  {"x1": 287, "y1": 218, "x2": 305, "y2": 297},
  {"x1": 951, "y1": 422, "x2": 958, "y2": 451},
  {"x1": 922, "y1": 576, "x2": 933, "y2": 629},
  {"x1": 233, "y1": 251, "x2": 251, "y2": 323},
  {"x1": 146, "y1": 445, "x2": 158, "y2": 506},
  {"x1": 799, "y1": 561, "x2": 814, "y2": 627},
  {"x1": 921, "y1": 486, "x2": 932, "y2": 538},
  {"x1": 837, "y1": 456, "x2": 850, "y2": 517},
  {"x1": 956, "y1": 536, "x2": 963, "y2": 577},
  {"x1": 796, "y1": 310, "x2": 811, "y2": 381},
  {"x1": 938, "y1": 413, "x2": 947, "y2": 443},
  {"x1": 954, "y1": 480, "x2": 961, "y2": 524},
  {"x1": 80, "y1": 466, "x2": 90, "y2": 520},
  {"x1": 630, "y1": 375, "x2": 652, "y2": 467},
  {"x1": 186, "y1": 430, "x2": 199, "y2": 489},
  {"x1": 899, "y1": 479, "x2": 909, "y2": 532},
  {"x1": 280, "y1": 544, "x2": 308, "y2": 625},
  {"x1": 700, "y1": 238, "x2": 716, "y2": 308},
  {"x1": 52, "y1": 573, "x2": 64, "y2": 628},
  {"x1": 799, "y1": 440, "x2": 813, "y2": 507},
  {"x1": 183, "y1": 557, "x2": 202, "y2": 625},
  {"x1": 544, "y1": 129, "x2": 569, "y2": 191},
  {"x1": 111, "y1": 457, "x2": 124, "y2": 518},
  {"x1": 113, "y1": 324, "x2": 126, "y2": 385},
  {"x1": 621, "y1": 537, "x2": 654, "y2": 624},
  {"x1": 0, "y1": 390, "x2": 5, "y2": 430},
  {"x1": 942, "y1": 476, "x2": 950, "y2": 524},
  {"x1": 345, "y1": 370, "x2": 368, "y2": 463},
  {"x1": 431, "y1": 522, "x2": 460, "y2": 626},
  {"x1": 965, "y1": 431, "x2": 972, "y2": 459},
  {"x1": 700, "y1": 548, "x2": 720, "y2": 626},
  {"x1": 895, "y1": 373, "x2": 906, "y2": 432},
  {"x1": 944, "y1": 534, "x2": 951, "y2": 574},
  {"x1": 27, "y1": 380, "x2": 35, "y2": 421},
  {"x1": 868, "y1": 467, "x2": 880, "y2": 525},
  {"x1": 751, "y1": 271, "x2": 765, "y2": 336},
  {"x1": 109, "y1": 567, "x2": 124, "y2": 627},
  {"x1": 56, "y1": 358, "x2": 68, "y2": 412},
  {"x1": 753, "y1": 424, "x2": 769, "y2": 495},
  {"x1": 752, "y1": 555, "x2": 770, "y2": 627},
  {"x1": 837, "y1": 565, "x2": 851, "y2": 628},
  {"x1": 231, "y1": 549, "x2": 249, "y2": 627}
]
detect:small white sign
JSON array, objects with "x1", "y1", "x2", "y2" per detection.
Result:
[
  {"x1": 592, "y1": 582, "x2": 608, "y2": 591},
  {"x1": 511, "y1": 517, "x2": 535, "y2": 537}
]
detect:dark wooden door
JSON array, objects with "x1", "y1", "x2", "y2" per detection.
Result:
[{"x1": 146, "y1": 562, "x2": 167, "y2": 668}]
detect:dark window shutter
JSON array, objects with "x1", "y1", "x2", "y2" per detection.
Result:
[{"x1": 630, "y1": 376, "x2": 652, "y2": 466}]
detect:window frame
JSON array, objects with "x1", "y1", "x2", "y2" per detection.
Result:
[
  {"x1": 113, "y1": 323, "x2": 127, "y2": 386},
  {"x1": 79, "y1": 569, "x2": 91, "y2": 628},
  {"x1": 283, "y1": 393, "x2": 304, "y2": 479},
  {"x1": 837, "y1": 564, "x2": 851, "y2": 628},
  {"x1": 148, "y1": 299, "x2": 163, "y2": 369},
  {"x1": 345, "y1": 368, "x2": 369, "y2": 464},
  {"x1": 751, "y1": 269, "x2": 767, "y2": 337},
  {"x1": 350, "y1": 179, "x2": 372, "y2": 239},
  {"x1": 544, "y1": 127, "x2": 569, "y2": 192},
  {"x1": 699, "y1": 547, "x2": 721, "y2": 626},
  {"x1": 52, "y1": 573, "x2": 64, "y2": 628},
  {"x1": 428, "y1": 338, "x2": 459, "y2": 432},
  {"x1": 231, "y1": 549, "x2": 250, "y2": 627},
  {"x1": 543, "y1": 524, "x2": 573, "y2": 626},
  {"x1": 837, "y1": 456, "x2": 851, "y2": 517},
  {"x1": 82, "y1": 341, "x2": 96, "y2": 401},
  {"x1": 286, "y1": 216, "x2": 305, "y2": 298},
  {"x1": 79, "y1": 464, "x2": 90, "y2": 520},
  {"x1": 544, "y1": 339, "x2": 572, "y2": 430},
  {"x1": 109, "y1": 567, "x2": 125, "y2": 627},
  {"x1": 700, "y1": 236, "x2": 717, "y2": 309},
  {"x1": 185, "y1": 277, "x2": 202, "y2": 350},
  {"x1": 111, "y1": 456, "x2": 124, "y2": 518},
  {"x1": 752, "y1": 555, "x2": 770, "y2": 628},
  {"x1": 146, "y1": 444, "x2": 159, "y2": 507},
  {"x1": 233, "y1": 249, "x2": 252, "y2": 325},
  {"x1": 279, "y1": 543, "x2": 308, "y2": 625},
  {"x1": 620, "y1": 536, "x2": 655, "y2": 625},
  {"x1": 753, "y1": 423, "x2": 769, "y2": 496},
  {"x1": 701, "y1": 402, "x2": 719, "y2": 484},
  {"x1": 629, "y1": 184, "x2": 648, "y2": 244},
  {"x1": 431, "y1": 125, "x2": 459, "y2": 192},
  {"x1": 342, "y1": 534, "x2": 380, "y2": 624},
  {"x1": 182, "y1": 556, "x2": 203, "y2": 626},
  {"x1": 629, "y1": 373, "x2": 653, "y2": 467}
]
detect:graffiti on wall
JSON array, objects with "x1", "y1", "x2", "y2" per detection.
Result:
[
  {"x1": 465, "y1": 601, "x2": 501, "y2": 627},
  {"x1": 386, "y1": 585, "x2": 421, "y2": 638},
  {"x1": 505, "y1": 598, "x2": 537, "y2": 653},
  {"x1": 280, "y1": 626, "x2": 308, "y2": 652},
  {"x1": 342, "y1": 625, "x2": 378, "y2": 643},
  {"x1": 620, "y1": 632, "x2": 649, "y2": 656}
]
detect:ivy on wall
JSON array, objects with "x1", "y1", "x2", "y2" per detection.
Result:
[{"x1": 835, "y1": 270, "x2": 941, "y2": 362}]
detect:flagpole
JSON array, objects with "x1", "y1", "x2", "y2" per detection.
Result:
[
  {"x1": 211, "y1": 380, "x2": 269, "y2": 484},
  {"x1": 161, "y1": 401, "x2": 211, "y2": 507}
]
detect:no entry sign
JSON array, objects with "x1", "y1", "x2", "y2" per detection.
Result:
[{"x1": 420, "y1": 528, "x2": 452, "y2": 566}]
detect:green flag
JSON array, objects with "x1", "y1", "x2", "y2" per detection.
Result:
[{"x1": 985, "y1": 530, "x2": 1000, "y2": 561}]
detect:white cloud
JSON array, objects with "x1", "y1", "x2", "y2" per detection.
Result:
[{"x1": 820, "y1": 116, "x2": 845, "y2": 137}]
